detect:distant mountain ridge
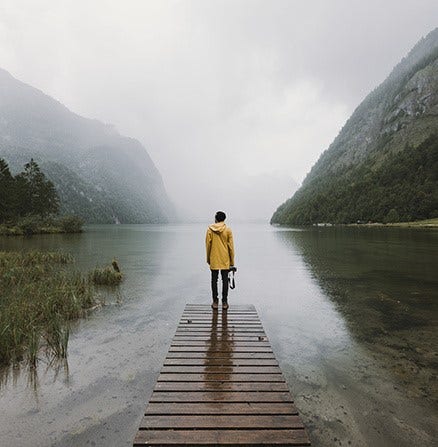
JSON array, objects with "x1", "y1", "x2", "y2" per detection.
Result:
[
  {"x1": 0, "y1": 68, "x2": 174, "y2": 223},
  {"x1": 272, "y1": 28, "x2": 438, "y2": 225}
]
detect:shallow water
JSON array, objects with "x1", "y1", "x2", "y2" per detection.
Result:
[{"x1": 0, "y1": 223, "x2": 437, "y2": 446}]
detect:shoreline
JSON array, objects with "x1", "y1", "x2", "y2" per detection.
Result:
[
  {"x1": 347, "y1": 218, "x2": 438, "y2": 228},
  {"x1": 0, "y1": 215, "x2": 84, "y2": 236},
  {"x1": 271, "y1": 218, "x2": 438, "y2": 229},
  {"x1": 0, "y1": 226, "x2": 83, "y2": 236}
]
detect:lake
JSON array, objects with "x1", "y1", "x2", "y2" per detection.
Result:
[{"x1": 0, "y1": 223, "x2": 437, "y2": 446}]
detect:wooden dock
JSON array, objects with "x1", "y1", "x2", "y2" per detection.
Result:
[{"x1": 133, "y1": 304, "x2": 311, "y2": 446}]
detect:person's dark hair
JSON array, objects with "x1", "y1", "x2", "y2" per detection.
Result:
[{"x1": 215, "y1": 211, "x2": 226, "y2": 222}]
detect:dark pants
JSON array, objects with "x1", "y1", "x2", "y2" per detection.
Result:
[{"x1": 211, "y1": 269, "x2": 229, "y2": 302}]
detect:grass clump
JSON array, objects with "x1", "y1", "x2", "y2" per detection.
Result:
[
  {"x1": 0, "y1": 215, "x2": 84, "y2": 236},
  {"x1": 90, "y1": 260, "x2": 123, "y2": 285},
  {"x1": 0, "y1": 251, "x2": 122, "y2": 368}
]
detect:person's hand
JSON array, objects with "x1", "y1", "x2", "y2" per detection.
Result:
[{"x1": 229, "y1": 265, "x2": 237, "y2": 272}]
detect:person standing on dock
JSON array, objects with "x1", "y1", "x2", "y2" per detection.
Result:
[{"x1": 205, "y1": 211, "x2": 235, "y2": 310}]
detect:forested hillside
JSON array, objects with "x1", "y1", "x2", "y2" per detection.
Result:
[
  {"x1": 0, "y1": 68, "x2": 174, "y2": 223},
  {"x1": 272, "y1": 28, "x2": 438, "y2": 225}
]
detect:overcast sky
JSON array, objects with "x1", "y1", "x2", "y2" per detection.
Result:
[{"x1": 1, "y1": 1, "x2": 437, "y2": 221}]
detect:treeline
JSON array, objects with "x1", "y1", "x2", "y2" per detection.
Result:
[
  {"x1": 271, "y1": 133, "x2": 438, "y2": 225},
  {"x1": 0, "y1": 158, "x2": 83, "y2": 234},
  {"x1": 0, "y1": 158, "x2": 59, "y2": 221}
]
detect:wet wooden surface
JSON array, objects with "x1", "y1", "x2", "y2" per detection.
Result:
[{"x1": 133, "y1": 304, "x2": 311, "y2": 446}]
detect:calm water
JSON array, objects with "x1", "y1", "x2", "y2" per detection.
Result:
[{"x1": 0, "y1": 223, "x2": 437, "y2": 446}]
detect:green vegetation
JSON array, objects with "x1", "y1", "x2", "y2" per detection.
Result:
[
  {"x1": 352, "y1": 217, "x2": 438, "y2": 228},
  {"x1": 0, "y1": 215, "x2": 84, "y2": 236},
  {"x1": 388, "y1": 217, "x2": 438, "y2": 227},
  {"x1": 272, "y1": 30, "x2": 438, "y2": 227},
  {"x1": 0, "y1": 251, "x2": 123, "y2": 368},
  {"x1": 272, "y1": 134, "x2": 438, "y2": 225},
  {"x1": 0, "y1": 158, "x2": 84, "y2": 235},
  {"x1": 90, "y1": 260, "x2": 123, "y2": 285},
  {"x1": 0, "y1": 158, "x2": 59, "y2": 220},
  {"x1": 58, "y1": 215, "x2": 84, "y2": 233}
]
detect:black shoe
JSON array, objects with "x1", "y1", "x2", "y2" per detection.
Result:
[{"x1": 222, "y1": 301, "x2": 229, "y2": 309}]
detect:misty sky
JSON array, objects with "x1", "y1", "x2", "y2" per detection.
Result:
[{"x1": 1, "y1": 1, "x2": 437, "y2": 221}]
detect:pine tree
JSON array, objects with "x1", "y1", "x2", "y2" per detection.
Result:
[
  {"x1": 0, "y1": 158, "x2": 14, "y2": 222},
  {"x1": 16, "y1": 159, "x2": 60, "y2": 217}
]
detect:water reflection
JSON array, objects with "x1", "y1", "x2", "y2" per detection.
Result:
[
  {"x1": 0, "y1": 357, "x2": 69, "y2": 396},
  {"x1": 204, "y1": 308, "x2": 233, "y2": 388},
  {"x1": 275, "y1": 226, "x2": 438, "y2": 403}
]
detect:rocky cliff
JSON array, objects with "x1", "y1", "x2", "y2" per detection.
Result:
[{"x1": 272, "y1": 28, "x2": 438, "y2": 225}]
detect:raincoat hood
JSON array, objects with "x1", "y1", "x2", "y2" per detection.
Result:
[{"x1": 209, "y1": 222, "x2": 227, "y2": 233}]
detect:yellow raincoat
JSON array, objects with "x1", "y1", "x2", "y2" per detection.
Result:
[{"x1": 205, "y1": 222, "x2": 235, "y2": 270}]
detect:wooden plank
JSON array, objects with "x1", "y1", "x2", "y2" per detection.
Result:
[
  {"x1": 158, "y1": 373, "x2": 285, "y2": 382},
  {"x1": 177, "y1": 324, "x2": 264, "y2": 329},
  {"x1": 182, "y1": 314, "x2": 259, "y2": 316},
  {"x1": 183, "y1": 307, "x2": 256, "y2": 310},
  {"x1": 176, "y1": 330, "x2": 264, "y2": 333},
  {"x1": 145, "y1": 402, "x2": 298, "y2": 415},
  {"x1": 176, "y1": 324, "x2": 264, "y2": 334},
  {"x1": 161, "y1": 366, "x2": 282, "y2": 374},
  {"x1": 171, "y1": 341, "x2": 269, "y2": 345},
  {"x1": 181, "y1": 318, "x2": 261, "y2": 321},
  {"x1": 149, "y1": 391, "x2": 293, "y2": 403},
  {"x1": 173, "y1": 334, "x2": 268, "y2": 340},
  {"x1": 183, "y1": 308, "x2": 256, "y2": 311},
  {"x1": 177, "y1": 324, "x2": 263, "y2": 329},
  {"x1": 169, "y1": 347, "x2": 273, "y2": 352},
  {"x1": 182, "y1": 314, "x2": 258, "y2": 316},
  {"x1": 175, "y1": 328, "x2": 266, "y2": 333},
  {"x1": 184, "y1": 305, "x2": 254, "y2": 307},
  {"x1": 181, "y1": 323, "x2": 262, "y2": 326},
  {"x1": 183, "y1": 311, "x2": 257, "y2": 314},
  {"x1": 173, "y1": 336, "x2": 269, "y2": 342},
  {"x1": 175, "y1": 330, "x2": 266, "y2": 334},
  {"x1": 166, "y1": 352, "x2": 276, "y2": 359},
  {"x1": 154, "y1": 382, "x2": 290, "y2": 392},
  {"x1": 182, "y1": 313, "x2": 258, "y2": 316},
  {"x1": 184, "y1": 304, "x2": 255, "y2": 307},
  {"x1": 180, "y1": 324, "x2": 262, "y2": 328},
  {"x1": 178, "y1": 321, "x2": 262, "y2": 330},
  {"x1": 177, "y1": 326, "x2": 264, "y2": 330},
  {"x1": 177, "y1": 327, "x2": 264, "y2": 331},
  {"x1": 140, "y1": 415, "x2": 304, "y2": 429},
  {"x1": 163, "y1": 358, "x2": 278, "y2": 366},
  {"x1": 179, "y1": 322, "x2": 263, "y2": 326},
  {"x1": 181, "y1": 316, "x2": 260, "y2": 320},
  {"x1": 170, "y1": 340, "x2": 271, "y2": 349},
  {"x1": 184, "y1": 306, "x2": 255, "y2": 310},
  {"x1": 134, "y1": 429, "x2": 310, "y2": 445}
]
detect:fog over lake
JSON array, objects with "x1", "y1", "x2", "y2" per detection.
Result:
[{"x1": 1, "y1": 0, "x2": 438, "y2": 219}]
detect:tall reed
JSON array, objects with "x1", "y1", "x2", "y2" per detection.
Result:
[{"x1": 0, "y1": 251, "x2": 122, "y2": 368}]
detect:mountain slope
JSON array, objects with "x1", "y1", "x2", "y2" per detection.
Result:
[
  {"x1": 271, "y1": 28, "x2": 438, "y2": 225},
  {"x1": 0, "y1": 68, "x2": 174, "y2": 223}
]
